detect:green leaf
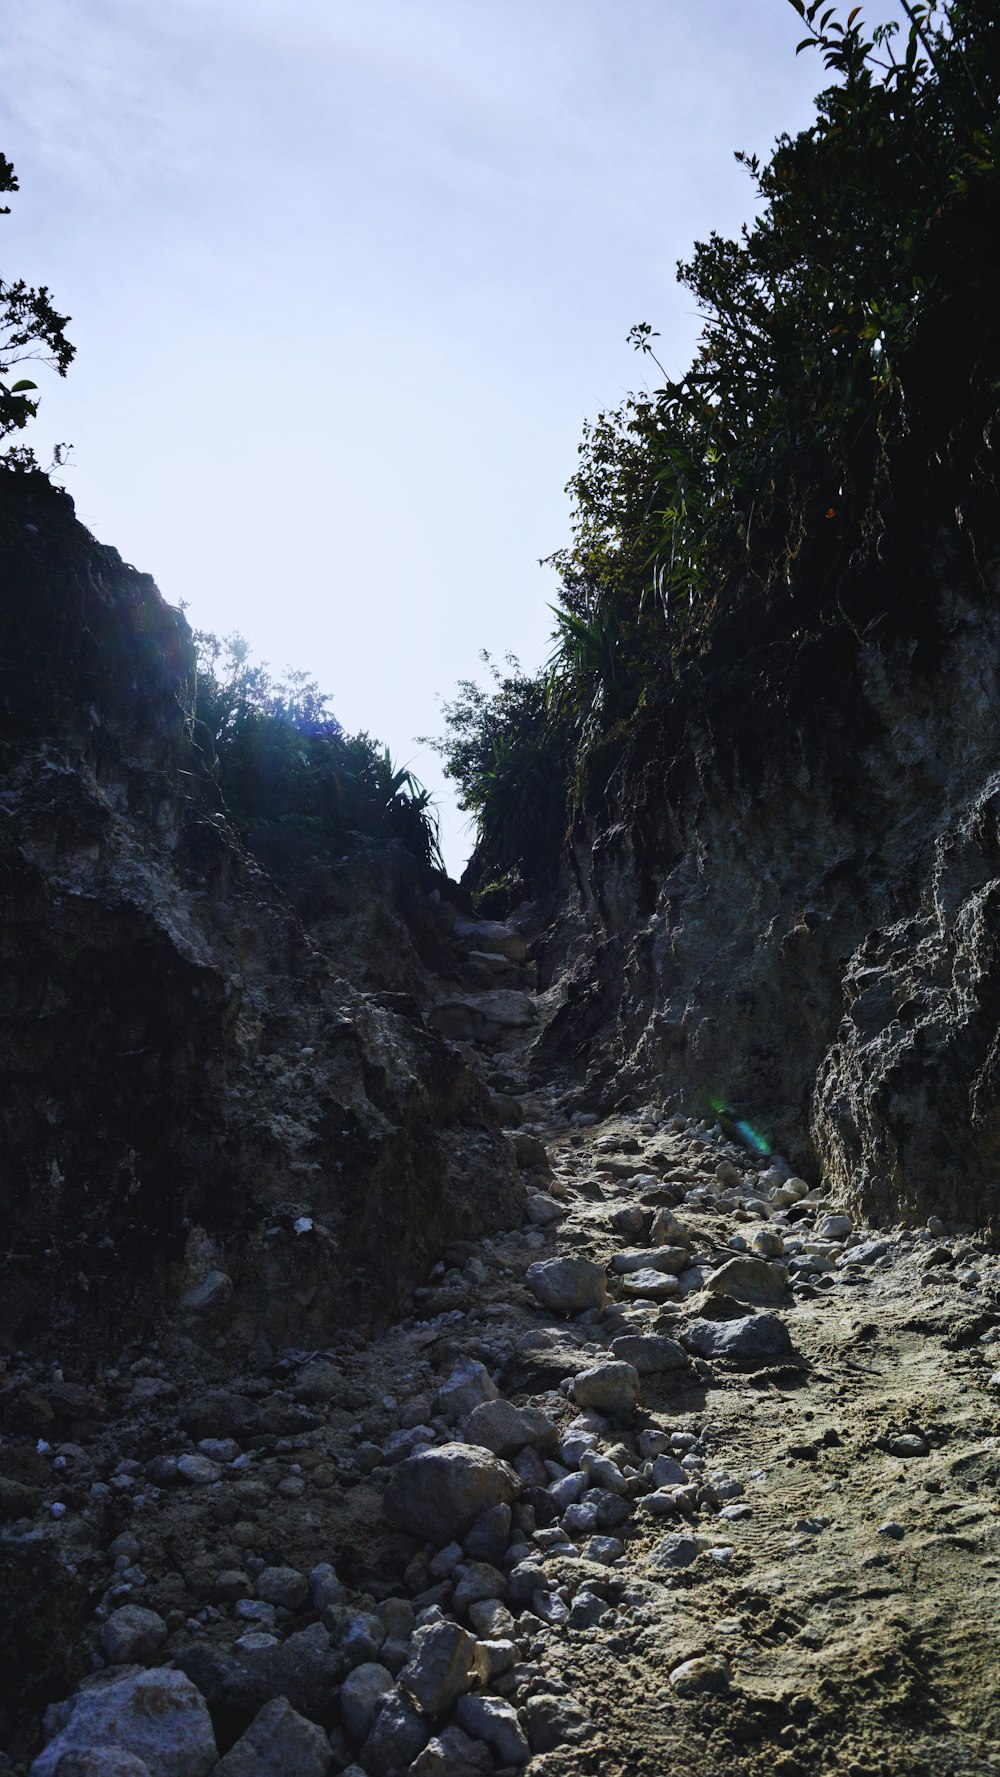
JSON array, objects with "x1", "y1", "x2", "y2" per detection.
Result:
[{"x1": 9, "y1": 379, "x2": 37, "y2": 393}]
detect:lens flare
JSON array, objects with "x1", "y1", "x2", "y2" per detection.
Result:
[
  {"x1": 707, "y1": 1094, "x2": 771, "y2": 1156},
  {"x1": 734, "y1": 1118, "x2": 771, "y2": 1156}
]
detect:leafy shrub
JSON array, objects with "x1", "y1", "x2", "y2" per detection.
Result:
[
  {"x1": 190, "y1": 631, "x2": 442, "y2": 875},
  {"x1": 558, "y1": 1, "x2": 996, "y2": 683},
  {"x1": 423, "y1": 653, "x2": 570, "y2": 892},
  {"x1": 451, "y1": 0, "x2": 999, "y2": 892},
  {"x1": 632, "y1": 0, "x2": 1000, "y2": 638}
]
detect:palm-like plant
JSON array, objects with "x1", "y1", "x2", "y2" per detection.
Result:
[{"x1": 189, "y1": 634, "x2": 442, "y2": 875}]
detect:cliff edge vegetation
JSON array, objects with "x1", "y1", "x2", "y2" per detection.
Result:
[
  {"x1": 436, "y1": 0, "x2": 999, "y2": 897},
  {"x1": 433, "y1": 0, "x2": 1000, "y2": 1228}
]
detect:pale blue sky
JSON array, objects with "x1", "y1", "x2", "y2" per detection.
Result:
[{"x1": 4, "y1": 0, "x2": 901, "y2": 872}]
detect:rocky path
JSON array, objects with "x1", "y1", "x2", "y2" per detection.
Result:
[{"x1": 4, "y1": 923, "x2": 1000, "y2": 1776}]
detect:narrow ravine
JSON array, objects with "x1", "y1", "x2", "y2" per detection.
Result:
[{"x1": 7, "y1": 914, "x2": 1000, "y2": 1777}]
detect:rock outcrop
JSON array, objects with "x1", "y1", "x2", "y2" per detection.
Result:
[
  {"x1": 532, "y1": 543, "x2": 1000, "y2": 1229},
  {"x1": 0, "y1": 472, "x2": 521, "y2": 1354}
]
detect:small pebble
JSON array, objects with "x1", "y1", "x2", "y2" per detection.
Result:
[
  {"x1": 889, "y1": 1434, "x2": 928, "y2": 1459},
  {"x1": 668, "y1": 1653, "x2": 732, "y2": 1696}
]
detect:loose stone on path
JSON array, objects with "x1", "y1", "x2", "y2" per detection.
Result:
[
  {"x1": 680, "y1": 1314, "x2": 795, "y2": 1360},
  {"x1": 525, "y1": 1255, "x2": 607, "y2": 1313},
  {"x1": 382, "y1": 1444, "x2": 521, "y2": 1543}
]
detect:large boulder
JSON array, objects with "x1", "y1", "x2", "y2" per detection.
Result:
[
  {"x1": 338, "y1": 1663, "x2": 396, "y2": 1744},
  {"x1": 455, "y1": 1696, "x2": 530, "y2": 1767},
  {"x1": 570, "y1": 1362, "x2": 640, "y2": 1417},
  {"x1": 409, "y1": 1726, "x2": 492, "y2": 1776},
  {"x1": 609, "y1": 1247, "x2": 687, "y2": 1275},
  {"x1": 98, "y1": 1607, "x2": 168, "y2": 1667},
  {"x1": 463, "y1": 1399, "x2": 559, "y2": 1457},
  {"x1": 31, "y1": 1668, "x2": 216, "y2": 1777},
  {"x1": 525, "y1": 1257, "x2": 606, "y2": 1314},
  {"x1": 359, "y1": 1688, "x2": 428, "y2": 1775},
  {"x1": 609, "y1": 1333, "x2": 689, "y2": 1375},
  {"x1": 382, "y1": 1443, "x2": 521, "y2": 1545},
  {"x1": 703, "y1": 1254, "x2": 790, "y2": 1305},
  {"x1": 399, "y1": 1621, "x2": 476, "y2": 1716},
  {"x1": 619, "y1": 1268, "x2": 680, "y2": 1301},
  {"x1": 435, "y1": 1361, "x2": 498, "y2": 1421}
]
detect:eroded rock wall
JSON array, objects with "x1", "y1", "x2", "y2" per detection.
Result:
[
  {"x1": 0, "y1": 473, "x2": 520, "y2": 1354},
  {"x1": 533, "y1": 567, "x2": 1000, "y2": 1228}
]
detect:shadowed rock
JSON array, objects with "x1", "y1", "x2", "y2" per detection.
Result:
[
  {"x1": 382, "y1": 1444, "x2": 521, "y2": 1544},
  {"x1": 680, "y1": 1314, "x2": 794, "y2": 1361}
]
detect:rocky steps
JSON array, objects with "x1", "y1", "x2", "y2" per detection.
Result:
[{"x1": 3, "y1": 910, "x2": 1000, "y2": 1777}]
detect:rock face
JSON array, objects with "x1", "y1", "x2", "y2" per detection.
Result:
[
  {"x1": 0, "y1": 473, "x2": 521, "y2": 1350},
  {"x1": 532, "y1": 540, "x2": 1000, "y2": 1227},
  {"x1": 812, "y1": 786, "x2": 1000, "y2": 1223},
  {"x1": 429, "y1": 991, "x2": 536, "y2": 1046},
  {"x1": 0, "y1": 1525, "x2": 91, "y2": 1712}
]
